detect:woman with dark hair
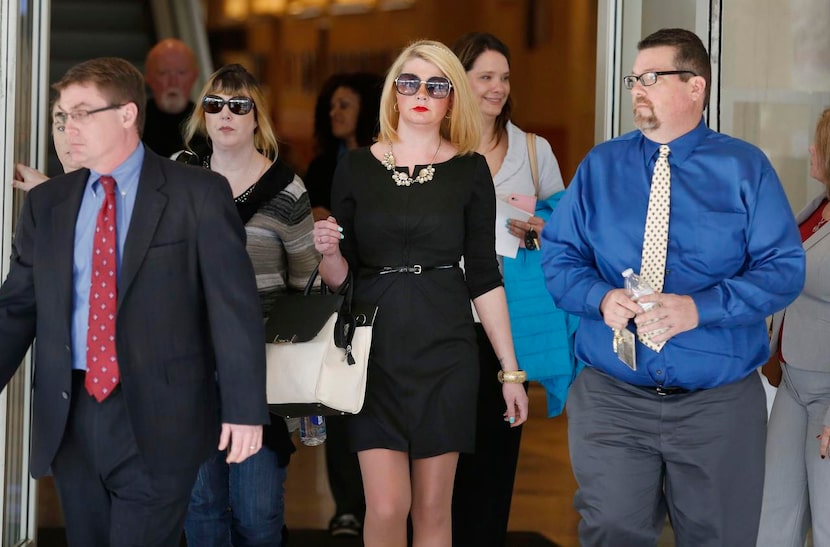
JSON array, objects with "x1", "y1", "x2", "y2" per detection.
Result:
[
  {"x1": 305, "y1": 72, "x2": 382, "y2": 221},
  {"x1": 180, "y1": 64, "x2": 319, "y2": 547},
  {"x1": 451, "y1": 32, "x2": 572, "y2": 546},
  {"x1": 304, "y1": 72, "x2": 382, "y2": 537}
]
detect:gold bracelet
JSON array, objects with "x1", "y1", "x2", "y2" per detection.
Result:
[{"x1": 497, "y1": 370, "x2": 527, "y2": 384}]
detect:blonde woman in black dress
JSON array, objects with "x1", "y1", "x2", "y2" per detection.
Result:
[{"x1": 313, "y1": 40, "x2": 528, "y2": 547}]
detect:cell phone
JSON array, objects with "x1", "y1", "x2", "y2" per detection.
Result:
[{"x1": 507, "y1": 193, "x2": 537, "y2": 214}]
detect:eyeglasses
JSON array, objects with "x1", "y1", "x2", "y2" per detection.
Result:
[
  {"x1": 394, "y1": 74, "x2": 453, "y2": 99},
  {"x1": 623, "y1": 70, "x2": 697, "y2": 90},
  {"x1": 202, "y1": 95, "x2": 254, "y2": 115},
  {"x1": 53, "y1": 104, "x2": 124, "y2": 125}
]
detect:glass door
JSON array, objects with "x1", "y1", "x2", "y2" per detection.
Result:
[
  {"x1": 0, "y1": 0, "x2": 50, "y2": 545},
  {"x1": 595, "y1": 0, "x2": 716, "y2": 142},
  {"x1": 596, "y1": 0, "x2": 830, "y2": 213},
  {"x1": 718, "y1": 0, "x2": 830, "y2": 213}
]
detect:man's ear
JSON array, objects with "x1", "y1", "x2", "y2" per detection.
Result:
[
  {"x1": 121, "y1": 102, "x2": 139, "y2": 129},
  {"x1": 690, "y1": 75, "x2": 706, "y2": 103}
]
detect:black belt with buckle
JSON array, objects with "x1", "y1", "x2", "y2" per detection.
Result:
[
  {"x1": 636, "y1": 384, "x2": 692, "y2": 396},
  {"x1": 374, "y1": 264, "x2": 456, "y2": 275}
]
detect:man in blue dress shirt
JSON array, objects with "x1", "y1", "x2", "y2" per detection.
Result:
[{"x1": 541, "y1": 28, "x2": 805, "y2": 546}]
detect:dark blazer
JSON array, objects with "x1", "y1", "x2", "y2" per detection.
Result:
[{"x1": 0, "y1": 149, "x2": 269, "y2": 477}]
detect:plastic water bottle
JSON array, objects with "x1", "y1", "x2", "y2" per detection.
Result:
[
  {"x1": 623, "y1": 268, "x2": 668, "y2": 338},
  {"x1": 299, "y1": 415, "x2": 327, "y2": 446},
  {"x1": 621, "y1": 268, "x2": 656, "y2": 311}
]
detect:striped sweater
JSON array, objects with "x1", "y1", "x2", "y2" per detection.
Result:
[{"x1": 238, "y1": 158, "x2": 321, "y2": 316}]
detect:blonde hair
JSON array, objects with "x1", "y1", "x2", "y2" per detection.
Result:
[
  {"x1": 183, "y1": 64, "x2": 279, "y2": 159},
  {"x1": 815, "y1": 107, "x2": 830, "y2": 183},
  {"x1": 378, "y1": 40, "x2": 480, "y2": 155}
]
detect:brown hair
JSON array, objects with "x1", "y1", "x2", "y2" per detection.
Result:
[
  {"x1": 638, "y1": 28, "x2": 711, "y2": 108},
  {"x1": 451, "y1": 32, "x2": 513, "y2": 139},
  {"x1": 52, "y1": 57, "x2": 146, "y2": 136},
  {"x1": 313, "y1": 72, "x2": 382, "y2": 154}
]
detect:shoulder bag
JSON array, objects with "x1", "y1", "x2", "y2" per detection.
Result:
[
  {"x1": 526, "y1": 132, "x2": 540, "y2": 197},
  {"x1": 265, "y1": 267, "x2": 376, "y2": 417}
]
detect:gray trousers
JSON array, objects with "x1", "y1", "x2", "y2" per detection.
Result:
[
  {"x1": 567, "y1": 367, "x2": 766, "y2": 547},
  {"x1": 757, "y1": 364, "x2": 830, "y2": 547}
]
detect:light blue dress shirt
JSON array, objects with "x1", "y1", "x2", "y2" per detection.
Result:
[
  {"x1": 71, "y1": 144, "x2": 144, "y2": 370},
  {"x1": 541, "y1": 119, "x2": 805, "y2": 390}
]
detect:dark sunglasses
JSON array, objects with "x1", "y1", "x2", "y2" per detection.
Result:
[
  {"x1": 202, "y1": 95, "x2": 254, "y2": 115},
  {"x1": 394, "y1": 74, "x2": 453, "y2": 99}
]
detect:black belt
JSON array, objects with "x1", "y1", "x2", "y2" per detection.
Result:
[
  {"x1": 635, "y1": 384, "x2": 692, "y2": 396},
  {"x1": 375, "y1": 264, "x2": 456, "y2": 275}
]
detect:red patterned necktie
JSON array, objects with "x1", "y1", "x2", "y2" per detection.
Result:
[{"x1": 85, "y1": 176, "x2": 120, "y2": 401}]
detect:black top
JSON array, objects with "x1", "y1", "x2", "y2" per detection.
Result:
[
  {"x1": 332, "y1": 147, "x2": 502, "y2": 457},
  {"x1": 304, "y1": 149, "x2": 339, "y2": 210},
  {"x1": 143, "y1": 99, "x2": 206, "y2": 158}
]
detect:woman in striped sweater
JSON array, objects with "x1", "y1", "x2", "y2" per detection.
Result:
[{"x1": 180, "y1": 64, "x2": 319, "y2": 547}]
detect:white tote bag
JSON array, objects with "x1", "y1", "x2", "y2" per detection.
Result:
[{"x1": 264, "y1": 269, "x2": 376, "y2": 417}]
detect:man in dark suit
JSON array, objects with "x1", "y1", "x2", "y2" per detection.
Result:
[{"x1": 0, "y1": 57, "x2": 268, "y2": 546}]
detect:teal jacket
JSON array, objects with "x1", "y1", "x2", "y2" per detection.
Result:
[{"x1": 503, "y1": 191, "x2": 582, "y2": 416}]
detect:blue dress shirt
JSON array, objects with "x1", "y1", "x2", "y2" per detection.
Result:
[
  {"x1": 71, "y1": 144, "x2": 144, "y2": 370},
  {"x1": 541, "y1": 119, "x2": 805, "y2": 390}
]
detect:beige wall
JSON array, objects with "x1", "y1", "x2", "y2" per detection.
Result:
[{"x1": 720, "y1": 0, "x2": 830, "y2": 212}]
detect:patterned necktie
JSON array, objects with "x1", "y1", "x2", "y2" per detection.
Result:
[
  {"x1": 85, "y1": 176, "x2": 120, "y2": 401},
  {"x1": 638, "y1": 145, "x2": 671, "y2": 352}
]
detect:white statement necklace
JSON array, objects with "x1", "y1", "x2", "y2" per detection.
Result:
[{"x1": 381, "y1": 139, "x2": 442, "y2": 186}]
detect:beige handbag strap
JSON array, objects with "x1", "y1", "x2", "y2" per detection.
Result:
[{"x1": 527, "y1": 132, "x2": 539, "y2": 197}]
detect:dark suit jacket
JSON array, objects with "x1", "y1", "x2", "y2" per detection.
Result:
[{"x1": 0, "y1": 149, "x2": 269, "y2": 477}]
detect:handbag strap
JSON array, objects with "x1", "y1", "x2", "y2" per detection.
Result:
[
  {"x1": 305, "y1": 265, "x2": 360, "y2": 363},
  {"x1": 526, "y1": 132, "x2": 540, "y2": 198},
  {"x1": 304, "y1": 265, "x2": 353, "y2": 302}
]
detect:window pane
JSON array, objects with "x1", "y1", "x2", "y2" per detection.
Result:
[{"x1": 720, "y1": 0, "x2": 830, "y2": 212}]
